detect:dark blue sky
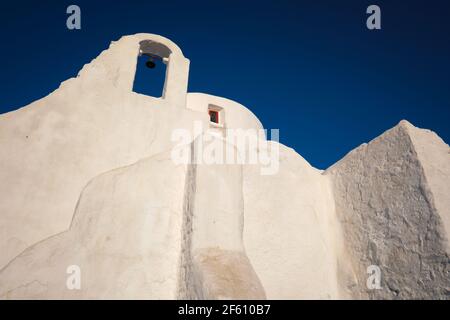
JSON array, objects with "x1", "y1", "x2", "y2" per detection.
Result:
[{"x1": 1, "y1": 0, "x2": 449, "y2": 169}]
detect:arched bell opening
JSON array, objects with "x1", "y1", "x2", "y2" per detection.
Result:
[{"x1": 132, "y1": 40, "x2": 172, "y2": 98}]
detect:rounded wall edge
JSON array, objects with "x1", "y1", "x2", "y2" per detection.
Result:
[
  {"x1": 186, "y1": 93, "x2": 264, "y2": 132},
  {"x1": 119, "y1": 33, "x2": 187, "y2": 58},
  {"x1": 118, "y1": 33, "x2": 190, "y2": 107}
]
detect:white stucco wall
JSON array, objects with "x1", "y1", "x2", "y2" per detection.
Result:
[
  {"x1": 0, "y1": 34, "x2": 198, "y2": 269},
  {"x1": 243, "y1": 143, "x2": 343, "y2": 299},
  {"x1": 0, "y1": 151, "x2": 188, "y2": 299},
  {"x1": 0, "y1": 33, "x2": 448, "y2": 300},
  {"x1": 187, "y1": 93, "x2": 263, "y2": 133}
]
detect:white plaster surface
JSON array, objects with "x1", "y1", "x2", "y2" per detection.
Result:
[
  {"x1": 0, "y1": 34, "x2": 261, "y2": 271},
  {"x1": 0, "y1": 34, "x2": 448, "y2": 299},
  {"x1": 243, "y1": 143, "x2": 343, "y2": 299},
  {"x1": 0, "y1": 151, "x2": 188, "y2": 299}
]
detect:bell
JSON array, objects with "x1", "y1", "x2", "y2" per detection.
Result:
[{"x1": 146, "y1": 58, "x2": 156, "y2": 69}]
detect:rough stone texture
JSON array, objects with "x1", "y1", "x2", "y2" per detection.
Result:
[
  {"x1": 406, "y1": 122, "x2": 450, "y2": 247},
  {"x1": 325, "y1": 120, "x2": 450, "y2": 299}
]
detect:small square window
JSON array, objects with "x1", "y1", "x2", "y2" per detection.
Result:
[{"x1": 209, "y1": 110, "x2": 219, "y2": 124}]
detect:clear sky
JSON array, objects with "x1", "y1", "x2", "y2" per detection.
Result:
[{"x1": 0, "y1": 0, "x2": 449, "y2": 169}]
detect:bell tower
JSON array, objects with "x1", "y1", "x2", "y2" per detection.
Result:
[{"x1": 133, "y1": 36, "x2": 190, "y2": 108}]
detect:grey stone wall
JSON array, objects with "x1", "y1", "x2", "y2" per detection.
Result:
[{"x1": 326, "y1": 121, "x2": 450, "y2": 299}]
